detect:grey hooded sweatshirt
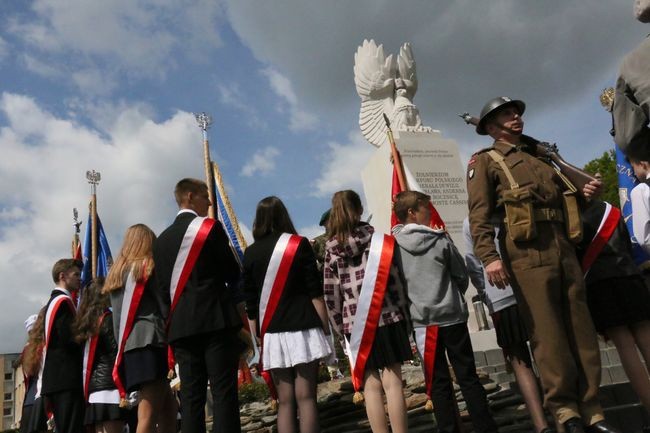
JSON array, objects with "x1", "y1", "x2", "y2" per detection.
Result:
[{"x1": 392, "y1": 223, "x2": 469, "y2": 328}]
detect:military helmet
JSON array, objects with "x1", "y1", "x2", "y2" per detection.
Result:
[{"x1": 476, "y1": 97, "x2": 525, "y2": 135}]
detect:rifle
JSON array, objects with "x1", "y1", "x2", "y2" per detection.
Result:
[{"x1": 459, "y1": 113, "x2": 597, "y2": 198}]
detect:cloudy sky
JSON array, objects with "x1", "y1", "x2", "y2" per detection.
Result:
[{"x1": 0, "y1": 0, "x2": 646, "y2": 352}]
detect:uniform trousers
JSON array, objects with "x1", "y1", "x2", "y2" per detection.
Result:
[
  {"x1": 503, "y1": 222, "x2": 603, "y2": 425},
  {"x1": 430, "y1": 322, "x2": 498, "y2": 433},
  {"x1": 46, "y1": 390, "x2": 84, "y2": 433},
  {"x1": 172, "y1": 329, "x2": 241, "y2": 433}
]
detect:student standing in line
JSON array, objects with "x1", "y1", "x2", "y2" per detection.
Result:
[
  {"x1": 324, "y1": 190, "x2": 411, "y2": 433},
  {"x1": 73, "y1": 278, "x2": 126, "y2": 433},
  {"x1": 104, "y1": 224, "x2": 177, "y2": 433},
  {"x1": 243, "y1": 196, "x2": 332, "y2": 433},
  {"x1": 392, "y1": 192, "x2": 498, "y2": 433}
]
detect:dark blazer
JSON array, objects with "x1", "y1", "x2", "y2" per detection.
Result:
[
  {"x1": 41, "y1": 290, "x2": 82, "y2": 395},
  {"x1": 153, "y1": 211, "x2": 242, "y2": 343},
  {"x1": 243, "y1": 233, "x2": 323, "y2": 334}
]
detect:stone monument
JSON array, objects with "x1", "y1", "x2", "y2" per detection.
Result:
[
  {"x1": 354, "y1": 39, "x2": 468, "y2": 254},
  {"x1": 355, "y1": 40, "x2": 493, "y2": 341}
]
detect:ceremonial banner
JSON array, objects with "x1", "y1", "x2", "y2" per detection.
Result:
[
  {"x1": 81, "y1": 213, "x2": 113, "y2": 289},
  {"x1": 390, "y1": 161, "x2": 445, "y2": 229},
  {"x1": 615, "y1": 145, "x2": 650, "y2": 268},
  {"x1": 212, "y1": 162, "x2": 247, "y2": 266}
]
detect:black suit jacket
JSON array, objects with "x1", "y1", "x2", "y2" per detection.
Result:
[
  {"x1": 41, "y1": 290, "x2": 82, "y2": 395},
  {"x1": 153, "y1": 212, "x2": 242, "y2": 343}
]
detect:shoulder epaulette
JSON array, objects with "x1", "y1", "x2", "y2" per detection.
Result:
[{"x1": 468, "y1": 146, "x2": 493, "y2": 165}]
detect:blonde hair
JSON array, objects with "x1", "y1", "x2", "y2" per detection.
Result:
[
  {"x1": 104, "y1": 224, "x2": 155, "y2": 293},
  {"x1": 328, "y1": 190, "x2": 363, "y2": 243}
]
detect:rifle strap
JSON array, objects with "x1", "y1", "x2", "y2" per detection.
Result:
[{"x1": 487, "y1": 150, "x2": 519, "y2": 189}]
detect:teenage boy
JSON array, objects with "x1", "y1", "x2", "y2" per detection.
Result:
[
  {"x1": 40, "y1": 258, "x2": 84, "y2": 433},
  {"x1": 392, "y1": 191, "x2": 498, "y2": 433}
]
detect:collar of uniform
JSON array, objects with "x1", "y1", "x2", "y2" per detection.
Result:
[
  {"x1": 53, "y1": 286, "x2": 72, "y2": 298},
  {"x1": 492, "y1": 140, "x2": 519, "y2": 155}
]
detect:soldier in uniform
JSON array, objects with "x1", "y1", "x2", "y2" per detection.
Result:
[{"x1": 466, "y1": 97, "x2": 619, "y2": 433}]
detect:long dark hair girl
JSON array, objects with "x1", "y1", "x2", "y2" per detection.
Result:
[
  {"x1": 328, "y1": 190, "x2": 363, "y2": 243},
  {"x1": 252, "y1": 196, "x2": 297, "y2": 240},
  {"x1": 73, "y1": 278, "x2": 109, "y2": 344}
]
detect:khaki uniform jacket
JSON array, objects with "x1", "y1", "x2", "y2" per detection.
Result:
[{"x1": 466, "y1": 140, "x2": 566, "y2": 267}]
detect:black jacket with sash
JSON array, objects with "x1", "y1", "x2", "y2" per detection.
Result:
[
  {"x1": 576, "y1": 200, "x2": 641, "y2": 284},
  {"x1": 153, "y1": 211, "x2": 242, "y2": 343},
  {"x1": 41, "y1": 289, "x2": 83, "y2": 395}
]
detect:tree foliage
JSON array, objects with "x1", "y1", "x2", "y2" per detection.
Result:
[{"x1": 583, "y1": 149, "x2": 619, "y2": 206}]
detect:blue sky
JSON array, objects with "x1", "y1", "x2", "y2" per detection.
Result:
[{"x1": 0, "y1": 0, "x2": 646, "y2": 351}]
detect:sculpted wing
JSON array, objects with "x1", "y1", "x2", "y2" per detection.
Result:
[
  {"x1": 397, "y1": 43, "x2": 418, "y2": 96},
  {"x1": 354, "y1": 39, "x2": 396, "y2": 147}
]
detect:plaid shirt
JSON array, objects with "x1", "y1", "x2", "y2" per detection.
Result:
[{"x1": 323, "y1": 224, "x2": 406, "y2": 336}]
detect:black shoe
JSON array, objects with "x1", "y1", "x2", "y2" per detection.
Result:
[
  {"x1": 584, "y1": 421, "x2": 621, "y2": 433},
  {"x1": 564, "y1": 417, "x2": 586, "y2": 433}
]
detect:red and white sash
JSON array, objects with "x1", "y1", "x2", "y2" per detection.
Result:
[
  {"x1": 258, "y1": 234, "x2": 302, "y2": 337},
  {"x1": 257, "y1": 233, "x2": 302, "y2": 399},
  {"x1": 35, "y1": 293, "x2": 75, "y2": 398},
  {"x1": 83, "y1": 311, "x2": 110, "y2": 400},
  {"x1": 167, "y1": 216, "x2": 216, "y2": 370},
  {"x1": 346, "y1": 232, "x2": 396, "y2": 391},
  {"x1": 414, "y1": 325, "x2": 439, "y2": 399},
  {"x1": 582, "y1": 202, "x2": 621, "y2": 275},
  {"x1": 112, "y1": 267, "x2": 148, "y2": 399}
]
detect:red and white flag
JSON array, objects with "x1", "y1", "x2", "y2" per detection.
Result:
[{"x1": 390, "y1": 162, "x2": 445, "y2": 229}]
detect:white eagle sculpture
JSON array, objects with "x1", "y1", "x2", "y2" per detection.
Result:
[{"x1": 354, "y1": 39, "x2": 432, "y2": 148}]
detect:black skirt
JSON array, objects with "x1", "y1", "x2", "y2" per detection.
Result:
[
  {"x1": 347, "y1": 321, "x2": 413, "y2": 371},
  {"x1": 84, "y1": 402, "x2": 127, "y2": 425},
  {"x1": 491, "y1": 304, "x2": 532, "y2": 366},
  {"x1": 587, "y1": 275, "x2": 650, "y2": 334},
  {"x1": 124, "y1": 345, "x2": 168, "y2": 391},
  {"x1": 20, "y1": 397, "x2": 47, "y2": 433}
]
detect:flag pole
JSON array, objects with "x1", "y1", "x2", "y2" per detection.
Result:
[
  {"x1": 383, "y1": 114, "x2": 407, "y2": 191},
  {"x1": 86, "y1": 170, "x2": 101, "y2": 279},
  {"x1": 72, "y1": 208, "x2": 82, "y2": 259},
  {"x1": 195, "y1": 112, "x2": 216, "y2": 219}
]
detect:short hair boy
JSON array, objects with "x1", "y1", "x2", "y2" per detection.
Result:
[{"x1": 392, "y1": 191, "x2": 497, "y2": 433}]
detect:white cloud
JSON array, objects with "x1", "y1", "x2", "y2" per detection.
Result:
[
  {"x1": 225, "y1": 0, "x2": 645, "y2": 148},
  {"x1": 240, "y1": 146, "x2": 280, "y2": 177},
  {"x1": 0, "y1": 92, "x2": 207, "y2": 352},
  {"x1": 312, "y1": 131, "x2": 376, "y2": 197},
  {"x1": 8, "y1": 0, "x2": 224, "y2": 89},
  {"x1": 21, "y1": 54, "x2": 63, "y2": 79},
  {"x1": 261, "y1": 68, "x2": 317, "y2": 132}
]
